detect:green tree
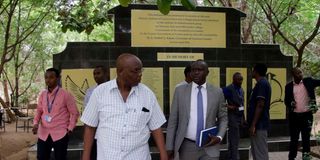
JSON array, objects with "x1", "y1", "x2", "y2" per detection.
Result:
[
  {"x1": 0, "y1": 0, "x2": 55, "y2": 121},
  {"x1": 256, "y1": 0, "x2": 320, "y2": 67}
]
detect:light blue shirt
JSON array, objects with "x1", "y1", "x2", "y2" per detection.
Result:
[{"x1": 84, "y1": 85, "x2": 97, "y2": 108}]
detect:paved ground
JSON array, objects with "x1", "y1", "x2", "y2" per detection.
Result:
[{"x1": 269, "y1": 151, "x2": 320, "y2": 160}]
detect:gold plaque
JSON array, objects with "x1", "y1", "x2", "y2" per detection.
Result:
[
  {"x1": 61, "y1": 69, "x2": 96, "y2": 126},
  {"x1": 157, "y1": 52, "x2": 204, "y2": 61},
  {"x1": 132, "y1": 10, "x2": 226, "y2": 48},
  {"x1": 110, "y1": 68, "x2": 164, "y2": 110}
]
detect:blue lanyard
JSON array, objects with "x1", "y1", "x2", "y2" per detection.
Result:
[
  {"x1": 232, "y1": 84, "x2": 244, "y2": 105},
  {"x1": 47, "y1": 87, "x2": 59, "y2": 113}
]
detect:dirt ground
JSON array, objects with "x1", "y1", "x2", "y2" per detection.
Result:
[{"x1": 0, "y1": 121, "x2": 37, "y2": 160}]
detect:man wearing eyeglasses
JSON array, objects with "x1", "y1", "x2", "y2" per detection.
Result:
[{"x1": 81, "y1": 53, "x2": 168, "y2": 160}]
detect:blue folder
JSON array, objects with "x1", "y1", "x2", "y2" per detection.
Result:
[{"x1": 198, "y1": 126, "x2": 218, "y2": 147}]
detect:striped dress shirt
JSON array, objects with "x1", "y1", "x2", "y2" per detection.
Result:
[{"x1": 81, "y1": 79, "x2": 166, "y2": 160}]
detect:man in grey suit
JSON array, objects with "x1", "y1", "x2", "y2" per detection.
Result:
[{"x1": 166, "y1": 60, "x2": 228, "y2": 160}]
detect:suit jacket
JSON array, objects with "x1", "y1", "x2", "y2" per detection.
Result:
[
  {"x1": 166, "y1": 83, "x2": 228, "y2": 157},
  {"x1": 285, "y1": 77, "x2": 320, "y2": 111}
]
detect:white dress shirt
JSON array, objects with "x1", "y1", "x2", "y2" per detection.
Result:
[
  {"x1": 185, "y1": 82, "x2": 207, "y2": 140},
  {"x1": 81, "y1": 79, "x2": 166, "y2": 160}
]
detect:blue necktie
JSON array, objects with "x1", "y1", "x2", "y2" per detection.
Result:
[{"x1": 196, "y1": 85, "x2": 204, "y2": 146}]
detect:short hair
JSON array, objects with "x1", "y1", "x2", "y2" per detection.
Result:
[
  {"x1": 253, "y1": 63, "x2": 267, "y2": 77},
  {"x1": 184, "y1": 63, "x2": 192, "y2": 77},
  {"x1": 95, "y1": 65, "x2": 109, "y2": 74},
  {"x1": 291, "y1": 67, "x2": 301, "y2": 75},
  {"x1": 46, "y1": 68, "x2": 60, "y2": 77},
  {"x1": 191, "y1": 59, "x2": 208, "y2": 68},
  {"x1": 233, "y1": 72, "x2": 242, "y2": 79}
]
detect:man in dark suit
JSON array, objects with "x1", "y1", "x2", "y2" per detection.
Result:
[
  {"x1": 285, "y1": 67, "x2": 320, "y2": 160},
  {"x1": 166, "y1": 60, "x2": 228, "y2": 160}
]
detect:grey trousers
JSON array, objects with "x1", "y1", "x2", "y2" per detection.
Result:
[
  {"x1": 227, "y1": 112, "x2": 242, "y2": 160},
  {"x1": 250, "y1": 130, "x2": 268, "y2": 160},
  {"x1": 179, "y1": 139, "x2": 219, "y2": 160}
]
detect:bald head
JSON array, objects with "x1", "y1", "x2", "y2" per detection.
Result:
[
  {"x1": 116, "y1": 53, "x2": 143, "y2": 87},
  {"x1": 116, "y1": 53, "x2": 141, "y2": 70}
]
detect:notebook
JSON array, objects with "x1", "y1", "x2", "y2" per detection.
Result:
[{"x1": 198, "y1": 126, "x2": 218, "y2": 147}]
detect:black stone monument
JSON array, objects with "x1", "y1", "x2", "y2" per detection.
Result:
[{"x1": 51, "y1": 4, "x2": 293, "y2": 159}]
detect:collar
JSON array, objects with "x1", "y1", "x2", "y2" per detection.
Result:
[
  {"x1": 47, "y1": 85, "x2": 59, "y2": 93},
  {"x1": 232, "y1": 84, "x2": 241, "y2": 90},
  {"x1": 192, "y1": 82, "x2": 207, "y2": 89},
  {"x1": 109, "y1": 79, "x2": 137, "y2": 95},
  {"x1": 293, "y1": 80, "x2": 303, "y2": 85}
]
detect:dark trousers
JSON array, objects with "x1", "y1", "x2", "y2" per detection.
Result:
[
  {"x1": 288, "y1": 112, "x2": 313, "y2": 160},
  {"x1": 227, "y1": 112, "x2": 242, "y2": 160},
  {"x1": 90, "y1": 139, "x2": 97, "y2": 160},
  {"x1": 37, "y1": 134, "x2": 69, "y2": 160}
]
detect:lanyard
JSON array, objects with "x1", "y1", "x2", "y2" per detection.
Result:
[
  {"x1": 232, "y1": 84, "x2": 244, "y2": 105},
  {"x1": 47, "y1": 87, "x2": 59, "y2": 113}
]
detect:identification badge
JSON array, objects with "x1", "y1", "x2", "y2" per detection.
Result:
[
  {"x1": 45, "y1": 115, "x2": 52, "y2": 123},
  {"x1": 239, "y1": 106, "x2": 244, "y2": 111}
]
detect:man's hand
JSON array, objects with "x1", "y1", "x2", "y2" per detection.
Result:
[
  {"x1": 67, "y1": 129, "x2": 72, "y2": 135},
  {"x1": 203, "y1": 134, "x2": 221, "y2": 147},
  {"x1": 32, "y1": 124, "x2": 38, "y2": 135},
  {"x1": 291, "y1": 101, "x2": 296, "y2": 108},
  {"x1": 227, "y1": 105, "x2": 236, "y2": 111},
  {"x1": 167, "y1": 150, "x2": 174, "y2": 160},
  {"x1": 160, "y1": 150, "x2": 168, "y2": 160},
  {"x1": 249, "y1": 126, "x2": 256, "y2": 136}
]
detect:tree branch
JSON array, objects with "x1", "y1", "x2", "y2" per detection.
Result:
[
  {"x1": 7, "y1": 1, "x2": 53, "y2": 50},
  {"x1": 0, "y1": 0, "x2": 11, "y2": 16},
  {"x1": 206, "y1": 0, "x2": 214, "y2": 6},
  {"x1": 258, "y1": 1, "x2": 299, "y2": 51},
  {"x1": 0, "y1": 0, "x2": 18, "y2": 74},
  {"x1": 18, "y1": 64, "x2": 40, "y2": 97},
  {"x1": 298, "y1": 14, "x2": 320, "y2": 53},
  {"x1": 3, "y1": 70, "x2": 14, "y2": 92}
]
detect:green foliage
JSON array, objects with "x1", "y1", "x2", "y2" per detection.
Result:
[
  {"x1": 180, "y1": 0, "x2": 196, "y2": 10},
  {"x1": 56, "y1": 0, "x2": 116, "y2": 35},
  {"x1": 119, "y1": 0, "x2": 132, "y2": 7},
  {"x1": 157, "y1": 0, "x2": 172, "y2": 15}
]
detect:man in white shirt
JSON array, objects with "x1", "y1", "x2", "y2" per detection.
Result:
[
  {"x1": 81, "y1": 53, "x2": 168, "y2": 160},
  {"x1": 166, "y1": 60, "x2": 228, "y2": 160},
  {"x1": 83, "y1": 65, "x2": 109, "y2": 160}
]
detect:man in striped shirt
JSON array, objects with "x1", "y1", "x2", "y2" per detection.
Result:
[{"x1": 81, "y1": 53, "x2": 167, "y2": 160}]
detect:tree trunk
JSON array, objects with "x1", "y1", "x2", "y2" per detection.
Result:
[
  {"x1": 296, "y1": 51, "x2": 303, "y2": 67},
  {"x1": 14, "y1": 54, "x2": 19, "y2": 108},
  {"x1": 3, "y1": 79, "x2": 10, "y2": 103},
  {"x1": 1, "y1": 80, "x2": 16, "y2": 122}
]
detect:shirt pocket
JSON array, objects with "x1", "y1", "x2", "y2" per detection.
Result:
[{"x1": 130, "y1": 107, "x2": 150, "y2": 128}]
